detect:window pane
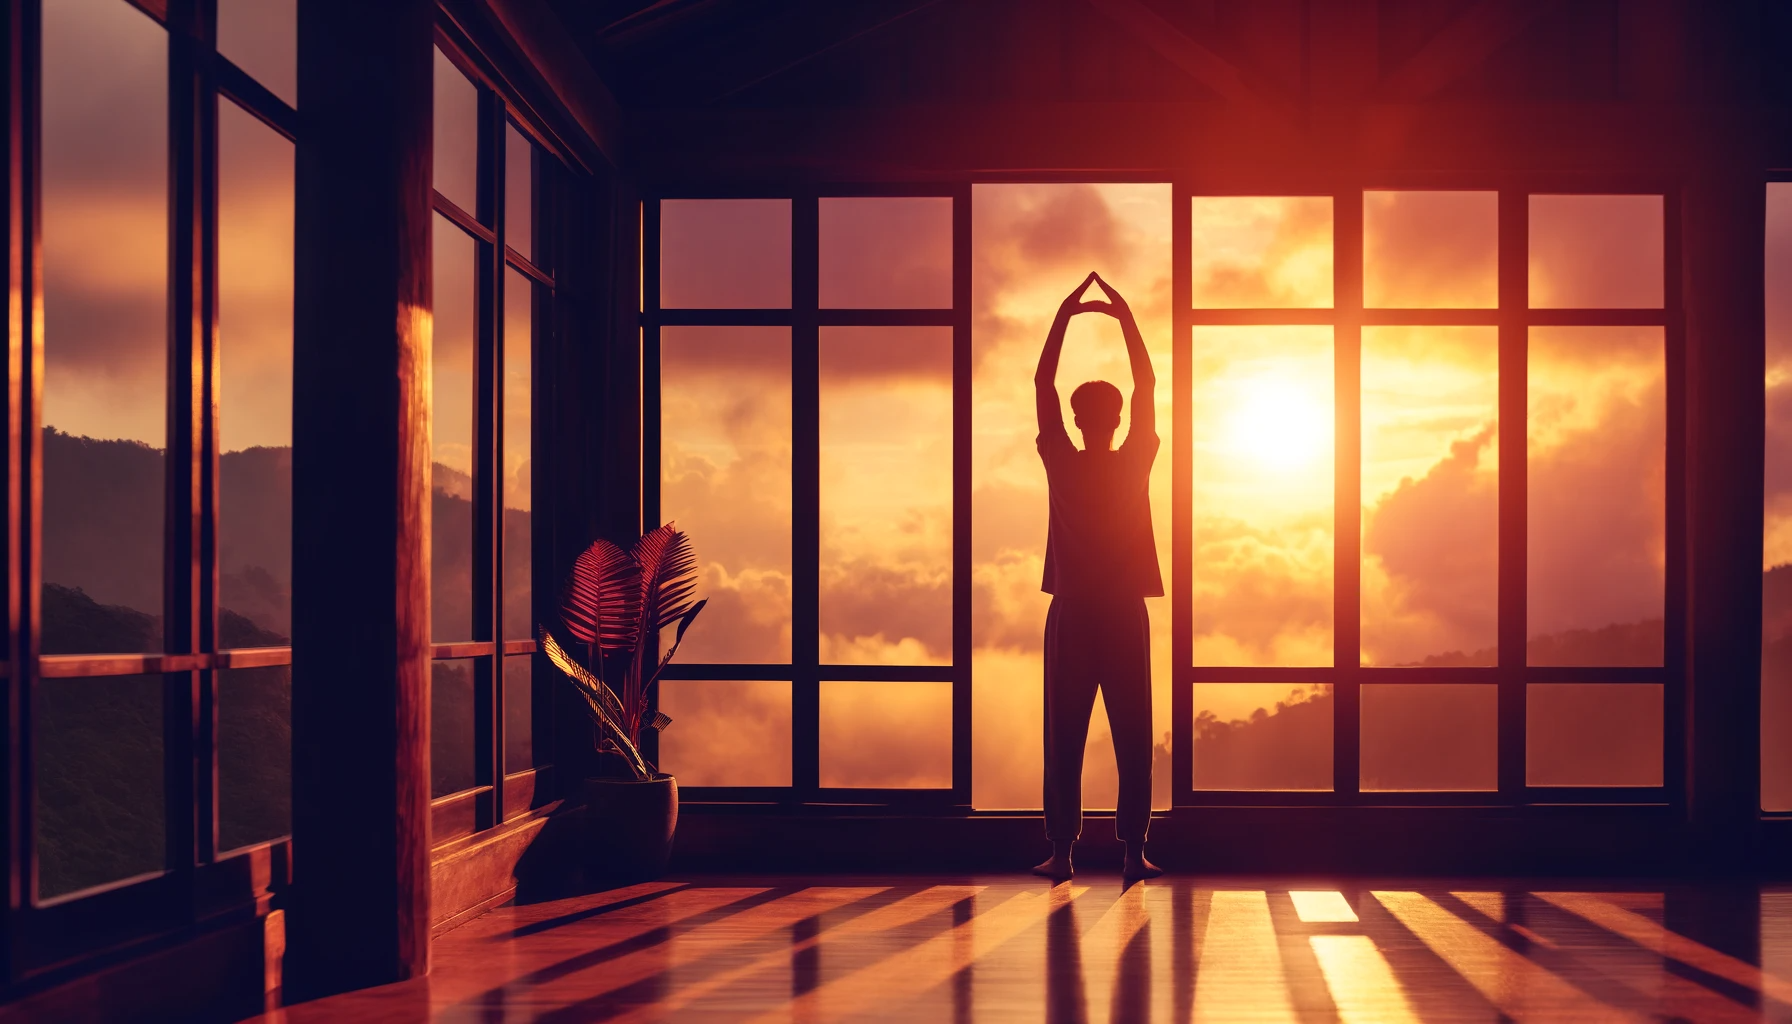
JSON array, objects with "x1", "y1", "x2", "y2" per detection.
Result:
[
  {"x1": 819, "y1": 682, "x2": 952, "y2": 788},
  {"x1": 1529, "y1": 195, "x2": 1664, "y2": 308},
  {"x1": 218, "y1": 665, "x2": 291, "y2": 850},
  {"x1": 1364, "y1": 191, "x2": 1497, "y2": 308},
  {"x1": 969, "y1": 183, "x2": 1173, "y2": 811},
  {"x1": 433, "y1": 218, "x2": 476, "y2": 642},
  {"x1": 1191, "y1": 196, "x2": 1332, "y2": 307},
  {"x1": 1361, "y1": 327, "x2": 1498, "y2": 666},
  {"x1": 819, "y1": 197, "x2": 953, "y2": 308},
  {"x1": 660, "y1": 199, "x2": 790, "y2": 309},
  {"x1": 1767, "y1": 182, "x2": 1792, "y2": 811},
  {"x1": 660, "y1": 327, "x2": 791, "y2": 663},
  {"x1": 433, "y1": 47, "x2": 478, "y2": 215},
  {"x1": 431, "y1": 659, "x2": 476, "y2": 798},
  {"x1": 503, "y1": 269, "x2": 533, "y2": 640},
  {"x1": 1361, "y1": 684, "x2": 1497, "y2": 792},
  {"x1": 219, "y1": 99, "x2": 294, "y2": 647},
  {"x1": 504, "y1": 655, "x2": 533, "y2": 775},
  {"x1": 505, "y1": 123, "x2": 533, "y2": 263},
  {"x1": 1193, "y1": 683, "x2": 1333, "y2": 791},
  {"x1": 41, "y1": 0, "x2": 166, "y2": 655},
  {"x1": 1192, "y1": 326, "x2": 1334, "y2": 666},
  {"x1": 217, "y1": 0, "x2": 296, "y2": 106},
  {"x1": 1527, "y1": 683, "x2": 1663, "y2": 787},
  {"x1": 1528, "y1": 327, "x2": 1665, "y2": 666},
  {"x1": 657, "y1": 681, "x2": 791, "y2": 787},
  {"x1": 819, "y1": 327, "x2": 951, "y2": 666},
  {"x1": 36, "y1": 675, "x2": 164, "y2": 898}
]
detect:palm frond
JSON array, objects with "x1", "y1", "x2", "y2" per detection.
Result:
[
  {"x1": 543, "y1": 629, "x2": 652, "y2": 779},
  {"x1": 633, "y1": 524, "x2": 701, "y2": 635},
  {"x1": 562, "y1": 538, "x2": 642, "y2": 651}
]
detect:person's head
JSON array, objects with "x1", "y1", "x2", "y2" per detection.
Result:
[{"x1": 1070, "y1": 380, "x2": 1123, "y2": 451}]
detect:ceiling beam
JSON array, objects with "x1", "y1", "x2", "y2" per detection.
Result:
[
  {"x1": 1376, "y1": 0, "x2": 1552, "y2": 101},
  {"x1": 711, "y1": 0, "x2": 947, "y2": 102},
  {"x1": 1082, "y1": 0, "x2": 1287, "y2": 114}
]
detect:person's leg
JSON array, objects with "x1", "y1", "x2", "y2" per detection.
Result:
[
  {"x1": 1101, "y1": 597, "x2": 1160, "y2": 881},
  {"x1": 1037, "y1": 596, "x2": 1099, "y2": 879}
]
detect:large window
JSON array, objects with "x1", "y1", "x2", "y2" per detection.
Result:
[
  {"x1": 24, "y1": 0, "x2": 297, "y2": 945},
  {"x1": 648, "y1": 184, "x2": 1678, "y2": 809},
  {"x1": 429, "y1": 40, "x2": 552, "y2": 840}
]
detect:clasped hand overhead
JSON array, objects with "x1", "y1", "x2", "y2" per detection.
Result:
[{"x1": 1057, "y1": 271, "x2": 1137, "y2": 322}]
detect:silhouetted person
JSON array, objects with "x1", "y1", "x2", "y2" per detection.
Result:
[{"x1": 1031, "y1": 272, "x2": 1163, "y2": 884}]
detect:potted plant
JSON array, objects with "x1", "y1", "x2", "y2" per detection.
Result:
[{"x1": 540, "y1": 523, "x2": 704, "y2": 882}]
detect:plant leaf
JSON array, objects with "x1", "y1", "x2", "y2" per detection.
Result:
[
  {"x1": 633, "y1": 524, "x2": 701, "y2": 636},
  {"x1": 648, "y1": 711, "x2": 672, "y2": 732},
  {"x1": 542, "y1": 628, "x2": 629, "y2": 733},
  {"x1": 562, "y1": 538, "x2": 642, "y2": 651}
]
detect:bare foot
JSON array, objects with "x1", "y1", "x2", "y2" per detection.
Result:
[
  {"x1": 1122, "y1": 853, "x2": 1163, "y2": 884},
  {"x1": 1031, "y1": 851, "x2": 1074, "y2": 881}
]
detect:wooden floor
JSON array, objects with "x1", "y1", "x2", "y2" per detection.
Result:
[{"x1": 256, "y1": 875, "x2": 1792, "y2": 1021}]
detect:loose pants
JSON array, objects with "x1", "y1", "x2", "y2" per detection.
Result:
[{"x1": 1043, "y1": 593, "x2": 1152, "y2": 845}]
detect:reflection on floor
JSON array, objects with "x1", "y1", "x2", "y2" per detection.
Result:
[{"x1": 258, "y1": 876, "x2": 1792, "y2": 1022}]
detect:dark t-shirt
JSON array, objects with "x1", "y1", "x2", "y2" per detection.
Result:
[{"x1": 1037, "y1": 426, "x2": 1163, "y2": 598}]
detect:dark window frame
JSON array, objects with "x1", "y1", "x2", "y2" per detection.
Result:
[
  {"x1": 427, "y1": 26, "x2": 557, "y2": 845},
  {"x1": 644, "y1": 176, "x2": 1686, "y2": 816},
  {"x1": 5, "y1": 0, "x2": 302, "y2": 986}
]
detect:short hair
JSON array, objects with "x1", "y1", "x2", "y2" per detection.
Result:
[{"x1": 1070, "y1": 380, "x2": 1123, "y2": 425}]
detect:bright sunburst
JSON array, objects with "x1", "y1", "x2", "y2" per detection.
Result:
[{"x1": 1225, "y1": 375, "x2": 1328, "y2": 470}]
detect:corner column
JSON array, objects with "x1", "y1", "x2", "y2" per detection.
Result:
[{"x1": 288, "y1": 0, "x2": 435, "y2": 997}]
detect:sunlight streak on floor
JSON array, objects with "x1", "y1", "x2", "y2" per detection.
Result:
[
  {"x1": 1373, "y1": 890, "x2": 1635, "y2": 1021},
  {"x1": 1290, "y1": 890, "x2": 1358, "y2": 922},
  {"x1": 1309, "y1": 935, "x2": 1421, "y2": 1024},
  {"x1": 748, "y1": 884, "x2": 1089, "y2": 1023},
  {"x1": 1193, "y1": 890, "x2": 1298, "y2": 1022}
]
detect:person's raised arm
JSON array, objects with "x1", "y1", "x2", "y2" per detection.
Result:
[
  {"x1": 1093, "y1": 274, "x2": 1155, "y2": 441},
  {"x1": 1037, "y1": 272, "x2": 1099, "y2": 439}
]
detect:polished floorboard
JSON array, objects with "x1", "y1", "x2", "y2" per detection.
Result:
[{"x1": 256, "y1": 875, "x2": 1792, "y2": 1021}]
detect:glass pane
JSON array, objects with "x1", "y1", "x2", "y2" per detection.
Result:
[
  {"x1": 504, "y1": 655, "x2": 533, "y2": 775},
  {"x1": 1190, "y1": 196, "x2": 1332, "y2": 307},
  {"x1": 657, "y1": 681, "x2": 791, "y2": 787},
  {"x1": 36, "y1": 675, "x2": 164, "y2": 898},
  {"x1": 505, "y1": 123, "x2": 533, "y2": 263},
  {"x1": 433, "y1": 47, "x2": 478, "y2": 215},
  {"x1": 1363, "y1": 191, "x2": 1497, "y2": 308},
  {"x1": 1192, "y1": 326, "x2": 1334, "y2": 666},
  {"x1": 660, "y1": 199, "x2": 790, "y2": 309},
  {"x1": 1361, "y1": 327, "x2": 1498, "y2": 666},
  {"x1": 969, "y1": 183, "x2": 1173, "y2": 811},
  {"x1": 1529, "y1": 195, "x2": 1664, "y2": 308},
  {"x1": 433, "y1": 217, "x2": 476, "y2": 642},
  {"x1": 502, "y1": 269, "x2": 533, "y2": 640},
  {"x1": 819, "y1": 327, "x2": 951, "y2": 665},
  {"x1": 216, "y1": 0, "x2": 296, "y2": 106},
  {"x1": 218, "y1": 665, "x2": 292, "y2": 850},
  {"x1": 1193, "y1": 683, "x2": 1333, "y2": 791},
  {"x1": 41, "y1": 0, "x2": 166, "y2": 655},
  {"x1": 819, "y1": 197, "x2": 953, "y2": 308},
  {"x1": 1528, "y1": 327, "x2": 1665, "y2": 666},
  {"x1": 219, "y1": 99, "x2": 294, "y2": 647},
  {"x1": 1527, "y1": 683, "x2": 1663, "y2": 787},
  {"x1": 819, "y1": 681, "x2": 952, "y2": 788},
  {"x1": 1361, "y1": 684, "x2": 1497, "y2": 792},
  {"x1": 1767, "y1": 182, "x2": 1792, "y2": 811},
  {"x1": 660, "y1": 327, "x2": 791, "y2": 662},
  {"x1": 431, "y1": 659, "x2": 476, "y2": 798}
]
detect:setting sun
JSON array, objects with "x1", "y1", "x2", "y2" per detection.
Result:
[{"x1": 1226, "y1": 375, "x2": 1328, "y2": 470}]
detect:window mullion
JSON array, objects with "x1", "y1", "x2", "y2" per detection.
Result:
[
  {"x1": 791, "y1": 193, "x2": 820, "y2": 801},
  {"x1": 1171, "y1": 178, "x2": 1194, "y2": 808},
  {"x1": 1333, "y1": 188, "x2": 1363, "y2": 802},
  {"x1": 951, "y1": 182, "x2": 973, "y2": 807},
  {"x1": 472, "y1": 86, "x2": 503, "y2": 831},
  {"x1": 1497, "y1": 187, "x2": 1529, "y2": 801}
]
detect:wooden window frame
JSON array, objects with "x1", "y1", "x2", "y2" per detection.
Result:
[
  {"x1": 426, "y1": 29, "x2": 556, "y2": 845},
  {"x1": 643, "y1": 177, "x2": 1686, "y2": 817}
]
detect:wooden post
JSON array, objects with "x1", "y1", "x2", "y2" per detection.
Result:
[
  {"x1": 287, "y1": 0, "x2": 434, "y2": 997},
  {"x1": 1682, "y1": 170, "x2": 1766, "y2": 860}
]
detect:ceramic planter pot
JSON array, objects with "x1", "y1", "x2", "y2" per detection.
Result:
[{"x1": 577, "y1": 774, "x2": 678, "y2": 882}]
